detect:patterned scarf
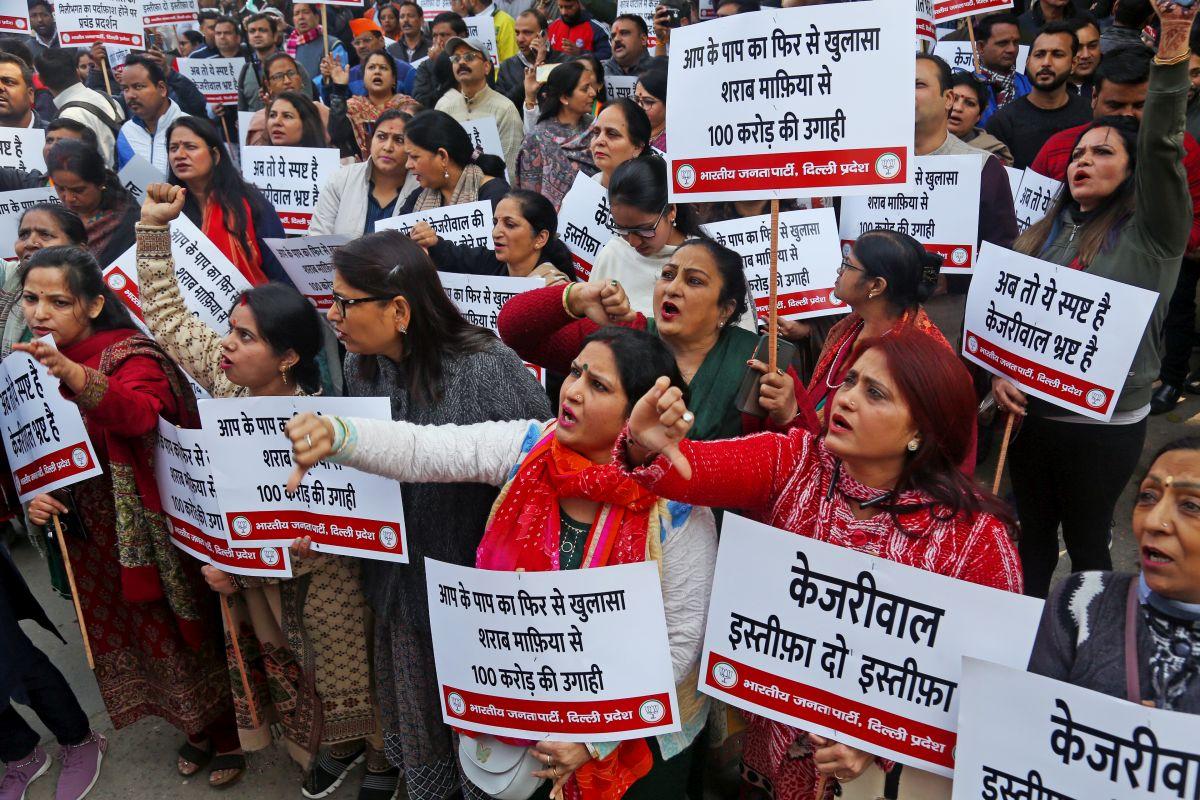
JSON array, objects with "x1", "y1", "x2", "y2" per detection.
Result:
[
  {"x1": 977, "y1": 65, "x2": 1017, "y2": 109},
  {"x1": 346, "y1": 93, "x2": 416, "y2": 159},
  {"x1": 1140, "y1": 575, "x2": 1200, "y2": 711},
  {"x1": 413, "y1": 163, "x2": 486, "y2": 211},
  {"x1": 84, "y1": 200, "x2": 131, "y2": 264},
  {"x1": 285, "y1": 25, "x2": 322, "y2": 57},
  {"x1": 202, "y1": 198, "x2": 268, "y2": 286}
]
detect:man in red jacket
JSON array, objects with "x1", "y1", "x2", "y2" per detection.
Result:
[
  {"x1": 1030, "y1": 46, "x2": 1200, "y2": 414},
  {"x1": 548, "y1": 0, "x2": 612, "y2": 59}
]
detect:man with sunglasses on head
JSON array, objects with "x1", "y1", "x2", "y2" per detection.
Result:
[{"x1": 434, "y1": 36, "x2": 523, "y2": 176}]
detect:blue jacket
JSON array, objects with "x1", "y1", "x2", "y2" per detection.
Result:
[
  {"x1": 322, "y1": 57, "x2": 415, "y2": 103},
  {"x1": 978, "y1": 70, "x2": 1033, "y2": 125}
]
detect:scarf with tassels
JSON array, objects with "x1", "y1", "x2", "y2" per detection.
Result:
[{"x1": 285, "y1": 25, "x2": 322, "y2": 57}]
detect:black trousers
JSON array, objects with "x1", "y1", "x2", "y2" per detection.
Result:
[
  {"x1": 1009, "y1": 415, "x2": 1147, "y2": 598},
  {"x1": 0, "y1": 631, "x2": 89, "y2": 762},
  {"x1": 1158, "y1": 257, "x2": 1200, "y2": 388}
]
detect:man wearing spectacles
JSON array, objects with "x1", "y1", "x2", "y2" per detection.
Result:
[
  {"x1": 434, "y1": 36, "x2": 524, "y2": 177},
  {"x1": 242, "y1": 52, "x2": 330, "y2": 146}
]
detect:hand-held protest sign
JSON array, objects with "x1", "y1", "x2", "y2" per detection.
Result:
[
  {"x1": 56, "y1": 0, "x2": 145, "y2": 47},
  {"x1": 175, "y1": 57, "x2": 246, "y2": 106},
  {"x1": 839, "y1": 154, "x2": 982, "y2": 272},
  {"x1": 199, "y1": 396, "x2": 409, "y2": 563},
  {"x1": 0, "y1": 187, "x2": 59, "y2": 259},
  {"x1": 427, "y1": 558, "x2": 681, "y2": 741},
  {"x1": 952, "y1": 658, "x2": 1200, "y2": 800},
  {"x1": 459, "y1": 118, "x2": 506, "y2": 168},
  {"x1": 0, "y1": 0, "x2": 27, "y2": 33},
  {"x1": 934, "y1": 0, "x2": 1013, "y2": 24},
  {"x1": 557, "y1": 173, "x2": 614, "y2": 280},
  {"x1": 700, "y1": 515, "x2": 1043, "y2": 776},
  {"x1": 916, "y1": 0, "x2": 935, "y2": 48},
  {"x1": 241, "y1": 145, "x2": 341, "y2": 233},
  {"x1": 264, "y1": 235, "x2": 349, "y2": 311},
  {"x1": 934, "y1": 40, "x2": 1029, "y2": 76},
  {"x1": 117, "y1": 154, "x2": 166, "y2": 206},
  {"x1": 0, "y1": 127, "x2": 47, "y2": 173},
  {"x1": 1013, "y1": 168, "x2": 1063, "y2": 234},
  {"x1": 616, "y1": 0, "x2": 658, "y2": 47},
  {"x1": 438, "y1": 271, "x2": 546, "y2": 385},
  {"x1": 962, "y1": 242, "x2": 1158, "y2": 421},
  {"x1": 703, "y1": 207, "x2": 846, "y2": 322},
  {"x1": 665, "y1": 1, "x2": 915, "y2": 202},
  {"x1": 604, "y1": 75, "x2": 638, "y2": 101},
  {"x1": 464, "y1": 13, "x2": 499, "y2": 69},
  {"x1": 376, "y1": 200, "x2": 495, "y2": 249},
  {"x1": 419, "y1": 0, "x2": 452, "y2": 19},
  {"x1": 142, "y1": 0, "x2": 195, "y2": 26}
]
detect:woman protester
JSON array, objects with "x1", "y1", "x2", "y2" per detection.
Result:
[
  {"x1": 515, "y1": 61, "x2": 596, "y2": 208},
  {"x1": 325, "y1": 230, "x2": 551, "y2": 797},
  {"x1": 265, "y1": 91, "x2": 330, "y2": 147},
  {"x1": 520, "y1": 54, "x2": 606, "y2": 136},
  {"x1": 285, "y1": 326, "x2": 717, "y2": 800},
  {"x1": 992, "y1": 0, "x2": 1195, "y2": 599},
  {"x1": 947, "y1": 72, "x2": 1015, "y2": 166},
  {"x1": 399, "y1": 109, "x2": 510, "y2": 214},
  {"x1": 634, "y1": 66, "x2": 667, "y2": 152},
  {"x1": 133, "y1": 183, "x2": 394, "y2": 797},
  {"x1": 46, "y1": 140, "x2": 138, "y2": 268},
  {"x1": 310, "y1": 109, "x2": 420, "y2": 236},
  {"x1": 166, "y1": 117, "x2": 290, "y2": 287},
  {"x1": 589, "y1": 98, "x2": 650, "y2": 188},
  {"x1": 18, "y1": 246, "x2": 243, "y2": 787},
  {"x1": 327, "y1": 50, "x2": 419, "y2": 160},
  {"x1": 620, "y1": 329, "x2": 1023, "y2": 800}
]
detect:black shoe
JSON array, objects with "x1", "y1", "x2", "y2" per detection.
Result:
[
  {"x1": 1151, "y1": 383, "x2": 1185, "y2": 415},
  {"x1": 302, "y1": 746, "x2": 366, "y2": 799},
  {"x1": 1186, "y1": 372, "x2": 1200, "y2": 394},
  {"x1": 357, "y1": 766, "x2": 401, "y2": 800}
]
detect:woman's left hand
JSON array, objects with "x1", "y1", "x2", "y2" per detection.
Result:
[
  {"x1": 808, "y1": 733, "x2": 874, "y2": 783},
  {"x1": 748, "y1": 358, "x2": 798, "y2": 426},
  {"x1": 284, "y1": 413, "x2": 336, "y2": 493},
  {"x1": 12, "y1": 340, "x2": 87, "y2": 394},
  {"x1": 201, "y1": 565, "x2": 239, "y2": 595},
  {"x1": 529, "y1": 741, "x2": 591, "y2": 799},
  {"x1": 408, "y1": 220, "x2": 439, "y2": 250}
]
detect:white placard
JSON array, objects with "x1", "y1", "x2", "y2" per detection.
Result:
[
  {"x1": 839, "y1": 154, "x2": 982, "y2": 272},
  {"x1": 1004, "y1": 165, "x2": 1022, "y2": 204},
  {"x1": 962, "y1": 241, "x2": 1159, "y2": 420},
  {"x1": 463, "y1": 14, "x2": 499, "y2": 69},
  {"x1": 953, "y1": 658, "x2": 1200, "y2": 800},
  {"x1": 458, "y1": 117, "x2": 506, "y2": 178},
  {"x1": 438, "y1": 271, "x2": 546, "y2": 385},
  {"x1": 0, "y1": 187, "x2": 58, "y2": 259},
  {"x1": 0, "y1": 0, "x2": 27, "y2": 34},
  {"x1": 665, "y1": 3, "x2": 915, "y2": 202},
  {"x1": 933, "y1": 0, "x2": 1013, "y2": 24},
  {"x1": 57, "y1": 0, "x2": 144, "y2": 47},
  {"x1": 0, "y1": 340, "x2": 104, "y2": 503},
  {"x1": 154, "y1": 417, "x2": 291, "y2": 577},
  {"x1": 934, "y1": 40, "x2": 1029, "y2": 77},
  {"x1": 557, "y1": 172, "x2": 613, "y2": 280},
  {"x1": 420, "y1": 0, "x2": 452, "y2": 18},
  {"x1": 241, "y1": 145, "x2": 341, "y2": 233},
  {"x1": 0, "y1": 127, "x2": 46, "y2": 173},
  {"x1": 103, "y1": 44, "x2": 134, "y2": 74},
  {"x1": 117, "y1": 154, "x2": 165, "y2": 206},
  {"x1": 916, "y1": 0, "x2": 935, "y2": 48},
  {"x1": 615, "y1": 0, "x2": 657, "y2": 47},
  {"x1": 237, "y1": 110, "x2": 254, "y2": 152},
  {"x1": 427, "y1": 558, "x2": 681, "y2": 741},
  {"x1": 376, "y1": 199, "x2": 494, "y2": 249},
  {"x1": 142, "y1": 0, "x2": 195, "y2": 26},
  {"x1": 199, "y1": 396, "x2": 410, "y2": 562},
  {"x1": 175, "y1": 57, "x2": 246, "y2": 105},
  {"x1": 263, "y1": 234, "x2": 349, "y2": 311},
  {"x1": 702, "y1": 207, "x2": 846, "y2": 321},
  {"x1": 604, "y1": 75, "x2": 637, "y2": 102},
  {"x1": 1013, "y1": 168, "x2": 1063, "y2": 234},
  {"x1": 700, "y1": 514, "x2": 1042, "y2": 777}
]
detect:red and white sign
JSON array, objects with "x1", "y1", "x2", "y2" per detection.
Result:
[
  {"x1": 264, "y1": 234, "x2": 349, "y2": 311},
  {"x1": 0, "y1": 187, "x2": 58, "y2": 259},
  {"x1": 154, "y1": 418, "x2": 291, "y2": 578},
  {"x1": 701, "y1": 514, "x2": 1042, "y2": 776},
  {"x1": 703, "y1": 207, "x2": 846, "y2": 321},
  {"x1": 175, "y1": 57, "x2": 245, "y2": 105},
  {"x1": 142, "y1": 0, "x2": 195, "y2": 25},
  {"x1": 933, "y1": 0, "x2": 1012, "y2": 24},
  {"x1": 963, "y1": 242, "x2": 1158, "y2": 420},
  {"x1": 557, "y1": 172, "x2": 613, "y2": 280},
  {"x1": 199, "y1": 396, "x2": 409, "y2": 563},
  {"x1": 665, "y1": 1, "x2": 914, "y2": 201},
  {"x1": 439, "y1": 271, "x2": 546, "y2": 385},
  {"x1": 241, "y1": 145, "x2": 342, "y2": 234},
  {"x1": 916, "y1": 0, "x2": 936, "y2": 47},
  {"x1": 0, "y1": 0, "x2": 27, "y2": 33},
  {"x1": 57, "y1": 0, "x2": 144, "y2": 47},
  {"x1": 376, "y1": 200, "x2": 494, "y2": 250},
  {"x1": 418, "y1": 0, "x2": 452, "y2": 20},
  {"x1": 839, "y1": 154, "x2": 982, "y2": 273},
  {"x1": 426, "y1": 558, "x2": 681, "y2": 741},
  {"x1": 0, "y1": 340, "x2": 103, "y2": 503}
]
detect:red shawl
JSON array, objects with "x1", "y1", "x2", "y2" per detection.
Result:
[{"x1": 202, "y1": 198, "x2": 269, "y2": 286}]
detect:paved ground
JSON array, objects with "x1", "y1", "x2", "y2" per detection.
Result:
[{"x1": 6, "y1": 394, "x2": 1197, "y2": 799}]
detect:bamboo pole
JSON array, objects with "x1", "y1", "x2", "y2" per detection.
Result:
[
  {"x1": 99, "y1": 51, "x2": 114, "y2": 98},
  {"x1": 991, "y1": 412, "x2": 1016, "y2": 495},
  {"x1": 966, "y1": 17, "x2": 981, "y2": 72},
  {"x1": 219, "y1": 594, "x2": 261, "y2": 729},
  {"x1": 52, "y1": 515, "x2": 93, "y2": 670},
  {"x1": 321, "y1": 4, "x2": 330, "y2": 57},
  {"x1": 767, "y1": 198, "x2": 780, "y2": 374}
]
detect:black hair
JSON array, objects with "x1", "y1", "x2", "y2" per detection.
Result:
[
  {"x1": 236, "y1": 283, "x2": 324, "y2": 393},
  {"x1": 123, "y1": 53, "x2": 167, "y2": 86},
  {"x1": 180, "y1": 30, "x2": 206, "y2": 48},
  {"x1": 26, "y1": 0, "x2": 52, "y2": 11},
  {"x1": 1036, "y1": 20, "x2": 1080, "y2": 55},
  {"x1": 213, "y1": 14, "x2": 240, "y2": 32},
  {"x1": 333, "y1": 230, "x2": 497, "y2": 406},
  {"x1": 361, "y1": 49, "x2": 399, "y2": 88},
  {"x1": 431, "y1": 11, "x2": 469, "y2": 35},
  {"x1": 949, "y1": 71, "x2": 987, "y2": 108},
  {"x1": 1094, "y1": 45, "x2": 1151, "y2": 91},
  {"x1": 1114, "y1": 0, "x2": 1154, "y2": 28},
  {"x1": 608, "y1": 154, "x2": 704, "y2": 238},
  {"x1": 167, "y1": 116, "x2": 256, "y2": 242},
  {"x1": 716, "y1": 0, "x2": 759, "y2": 12},
  {"x1": 245, "y1": 11, "x2": 280, "y2": 32},
  {"x1": 613, "y1": 13, "x2": 648, "y2": 36},
  {"x1": 1068, "y1": 13, "x2": 1101, "y2": 36},
  {"x1": 599, "y1": 97, "x2": 650, "y2": 153},
  {"x1": 570, "y1": 53, "x2": 607, "y2": 104},
  {"x1": 18, "y1": 246, "x2": 137, "y2": 332},
  {"x1": 503, "y1": 188, "x2": 576, "y2": 279},
  {"x1": 198, "y1": 9, "x2": 220, "y2": 22},
  {"x1": 34, "y1": 48, "x2": 81, "y2": 92},
  {"x1": 916, "y1": 53, "x2": 952, "y2": 93},
  {"x1": 45, "y1": 140, "x2": 128, "y2": 211},
  {"x1": 0, "y1": 44, "x2": 33, "y2": 77},
  {"x1": 404, "y1": 109, "x2": 506, "y2": 176},
  {"x1": 636, "y1": 65, "x2": 666, "y2": 103},
  {"x1": 974, "y1": 12, "x2": 1020, "y2": 43},
  {"x1": 373, "y1": 107, "x2": 412, "y2": 130},
  {"x1": 262, "y1": 51, "x2": 300, "y2": 80},
  {"x1": 1145, "y1": 436, "x2": 1200, "y2": 479},
  {"x1": 19, "y1": 203, "x2": 87, "y2": 248},
  {"x1": 676, "y1": 237, "x2": 750, "y2": 326},
  {"x1": 851, "y1": 228, "x2": 942, "y2": 312},
  {"x1": 267, "y1": 91, "x2": 326, "y2": 147},
  {"x1": 518, "y1": 8, "x2": 548, "y2": 29},
  {"x1": 45, "y1": 118, "x2": 99, "y2": 152},
  {"x1": 581, "y1": 326, "x2": 688, "y2": 412},
  {"x1": 537, "y1": 60, "x2": 589, "y2": 124}
]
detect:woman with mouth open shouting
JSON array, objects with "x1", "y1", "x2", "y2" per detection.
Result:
[{"x1": 614, "y1": 329, "x2": 1022, "y2": 800}]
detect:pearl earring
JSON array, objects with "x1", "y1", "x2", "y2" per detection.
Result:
[{"x1": 907, "y1": 439, "x2": 920, "y2": 452}]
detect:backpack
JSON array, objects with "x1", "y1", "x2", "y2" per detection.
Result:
[{"x1": 56, "y1": 94, "x2": 123, "y2": 135}]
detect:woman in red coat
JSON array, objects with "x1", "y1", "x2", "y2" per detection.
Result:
[
  {"x1": 618, "y1": 329, "x2": 1022, "y2": 800},
  {"x1": 17, "y1": 246, "x2": 241, "y2": 787}
]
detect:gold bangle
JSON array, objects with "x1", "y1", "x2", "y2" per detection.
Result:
[
  {"x1": 1155, "y1": 49, "x2": 1191, "y2": 66},
  {"x1": 562, "y1": 283, "x2": 582, "y2": 319}
]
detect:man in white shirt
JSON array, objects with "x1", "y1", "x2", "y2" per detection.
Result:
[
  {"x1": 35, "y1": 48, "x2": 124, "y2": 167},
  {"x1": 435, "y1": 36, "x2": 522, "y2": 176},
  {"x1": 116, "y1": 54, "x2": 187, "y2": 172}
]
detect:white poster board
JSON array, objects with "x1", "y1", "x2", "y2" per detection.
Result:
[
  {"x1": 427, "y1": 558, "x2": 681, "y2": 741},
  {"x1": 56, "y1": 0, "x2": 144, "y2": 47},
  {"x1": 420, "y1": 0, "x2": 452, "y2": 19},
  {"x1": 438, "y1": 271, "x2": 546, "y2": 385},
  {"x1": 459, "y1": 117, "x2": 505, "y2": 166},
  {"x1": 1013, "y1": 168, "x2": 1063, "y2": 234},
  {"x1": 934, "y1": 40, "x2": 1029, "y2": 76},
  {"x1": 703, "y1": 207, "x2": 846, "y2": 321},
  {"x1": 557, "y1": 172, "x2": 613, "y2": 280},
  {"x1": 0, "y1": 0, "x2": 27, "y2": 34},
  {"x1": 376, "y1": 199, "x2": 494, "y2": 249},
  {"x1": 665, "y1": 2, "x2": 915, "y2": 201},
  {"x1": 0, "y1": 187, "x2": 59, "y2": 259},
  {"x1": 933, "y1": 0, "x2": 1013, "y2": 24},
  {"x1": 175, "y1": 57, "x2": 246, "y2": 105},
  {"x1": 700, "y1": 514, "x2": 1042, "y2": 776},
  {"x1": 117, "y1": 154, "x2": 165, "y2": 205},
  {"x1": 962, "y1": 241, "x2": 1159, "y2": 420},
  {"x1": 263, "y1": 234, "x2": 349, "y2": 311},
  {"x1": 603, "y1": 75, "x2": 638, "y2": 102},
  {"x1": 199, "y1": 396, "x2": 410, "y2": 563},
  {"x1": 463, "y1": 13, "x2": 499, "y2": 69},
  {"x1": 142, "y1": 0, "x2": 196, "y2": 26},
  {"x1": 241, "y1": 145, "x2": 342, "y2": 233},
  {"x1": 916, "y1": 0, "x2": 935, "y2": 48},
  {"x1": 0, "y1": 127, "x2": 46, "y2": 173},
  {"x1": 615, "y1": 0, "x2": 657, "y2": 47}
]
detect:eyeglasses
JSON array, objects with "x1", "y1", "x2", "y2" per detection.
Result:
[
  {"x1": 450, "y1": 52, "x2": 485, "y2": 64},
  {"x1": 837, "y1": 256, "x2": 865, "y2": 276},
  {"x1": 611, "y1": 203, "x2": 669, "y2": 240},
  {"x1": 634, "y1": 95, "x2": 659, "y2": 108},
  {"x1": 330, "y1": 292, "x2": 396, "y2": 316},
  {"x1": 269, "y1": 69, "x2": 299, "y2": 82}
]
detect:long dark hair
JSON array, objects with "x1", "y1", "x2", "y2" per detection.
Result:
[
  {"x1": 608, "y1": 154, "x2": 704, "y2": 238},
  {"x1": 504, "y1": 189, "x2": 575, "y2": 278},
  {"x1": 537, "y1": 61, "x2": 588, "y2": 124},
  {"x1": 852, "y1": 228, "x2": 941, "y2": 314},
  {"x1": 235, "y1": 283, "x2": 324, "y2": 394},
  {"x1": 582, "y1": 326, "x2": 687, "y2": 412},
  {"x1": 675, "y1": 237, "x2": 749, "y2": 326},
  {"x1": 19, "y1": 203, "x2": 87, "y2": 246},
  {"x1": 570, "y1": 53, "x2": 607, "y2": 105},
  {"x1": 19, "y1": 246, "x2": 137, "y2": 332},
  {"x1": 266, "y1": 91, "x2": 326, "y2": 147},
  {"x1": 45, "y1": 140, "x2": 129, "y2": 212},
  {"x1": 404, "y1": 109, "x2": 507, "y2": 178},
  {"x1": 333, "y1": 230, "x2": 496, "y2": 406},
  {"x1": 167, "y1": 116, "x2": 257, "y2": 242}
]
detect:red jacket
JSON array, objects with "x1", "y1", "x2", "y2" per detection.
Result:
[
  {"x1": 547, "y1": 14, "x2": 612, "y2": 60},
  {"x1": 1030, "y1": 123, "x2": 1200, "y2": 253}
]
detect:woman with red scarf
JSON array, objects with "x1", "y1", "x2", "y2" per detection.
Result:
[
  {"x1": 617, "y1": 329, "x2": 1022, "y2": 800},
  {"x1": 17, "y1": 246, "x2": 241, "y2": 786},
  {"x1": 285, "y1": 326, "x2": 717, "y2": 800}
]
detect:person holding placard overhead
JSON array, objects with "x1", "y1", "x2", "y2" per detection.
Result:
[
  {"x1": 398, "y1": 109, "x2": 510, "y2": 213},
  {"x1": 285, "y1": 325, "x2": 717, "y2": 800},
  {"x1": 991, "y1": 0, "x2": 1197, "y2": 599},
  {"x1": 617, "y1": 329, "x2": 1022, "y2": 800},
  {"x1": 132, "y1": 183, "x2": 398, "y2": 800},
  {"x1": 16, "y1": 246, "x2": 243, "y2": 788},
  {"x1": 516, "y1": 60, "x2": 596, "y2": 207},
  {"x1": 46, "y1": 140, "x2": 139, "y2": 269}
]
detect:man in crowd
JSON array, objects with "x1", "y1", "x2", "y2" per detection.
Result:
[
  {"x1": 465, "y1": 0, "x2": 518, "y2": 62},
  {"x1": 497, "y1": 9, "x2": 564, "y2": 106},
  {"x1": 1101, "y1": 0, "x2": 1154, "y2": 55},
  {"x1": 1018, "y1": 0, "x2": 1078, "y2": 38},
  {"x1": 245, "y1": 52, "x2": 328, "y2": 145},
  {"x1": 287, "y1": 2, "x2": 349, "y2": 96},
  {"x1": 388, "y1": 1, "x2": 431, "y2": 63},
  {"x1": 27, "y1": 1, "x2": 58, "y2": 58},
  {"x1": 205, "y1": 15, "x2": 250, "y2": 59},
  {"x1": 116, "y1": 54, "x2": 187, "y2": 172},
  {"x1": 974, "y1": 13, "x2": 1030, "y2": 124},
  {"x1": 986, "y1": 22, "x2": 1091, "y2": 169},
  {"x1": 1069, "y1": 16, "x2": 1102, "y2": 100},
  {"x1": 413, "y1": 11, "x2": 467, "y2": 107},
  {"x1": 238, "y1": 10, "x2": 284, "y2": 111},
  {"x1": 603, "y1": 14, "x2": 652, "y2": 77},
  {"x1": 548, "y1": 0, "x2": 611, "y2": 59},
  {"x1": 0, "y1": 53, "x2": 43, "y2": 129},
  {"x1": 435, "y1": 35, "x2": 522, "y2": 175},
  {"x1": 35, "y1": 47, "x2": 123, "y2": 167},
  {"x1": 189, "y1": 9, "x2": 221, "y2": 58}
]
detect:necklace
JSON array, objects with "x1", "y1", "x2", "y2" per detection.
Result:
[{"x1": 824, "y1": 320, "x2": 865, "y2": 390}]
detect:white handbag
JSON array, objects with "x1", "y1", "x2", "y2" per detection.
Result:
[{"x1": 458, "y1": 734, "x2": 547, "y2": 800}]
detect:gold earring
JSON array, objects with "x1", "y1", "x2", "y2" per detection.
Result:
[{"x1": 280, "y1": 365, "x2": 290, "y2": 385}]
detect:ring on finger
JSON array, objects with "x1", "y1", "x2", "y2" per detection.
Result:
[
  {"x1": 305, "y1": 434, "x2": 313, "y2": 449},
  {"x1": 552, "y1": 765, "x2": 561, "y2": 778},
  {"x1": 544, "y1": 754, "x2": 552, "y2": 766},
  {"x1": 682, "y1": 412, "x2": 694, "y2": 423}
]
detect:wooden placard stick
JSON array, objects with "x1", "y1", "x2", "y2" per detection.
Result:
[
  {"x1": 219, "y1": 594, "x2": 261, "y2": 729},
  {"x1": 966, "y1": 16, "x2": 981, "y2": 72},
  {"x1": 991, "y1": 412, "x2": 1016, "y2": 495},
  {"x1": 52, "y1": 515, "x2": 94, "y2": 670},
  {"x1": 768, "y1": 197, "x2": 781, "y2": 374},
  {"x1": 322, "y1": 4, "x2": 330, "y2": 57}
]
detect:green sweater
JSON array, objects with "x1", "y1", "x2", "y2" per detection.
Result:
[{"x1": 1029, "y1": 59, "x2": 1191, "y2": 415}]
